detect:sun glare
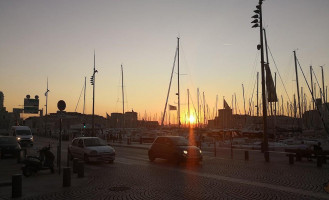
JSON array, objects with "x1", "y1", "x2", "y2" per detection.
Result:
[{"x1": 189, "y1": 115, "x2": 196, "y2": 124}]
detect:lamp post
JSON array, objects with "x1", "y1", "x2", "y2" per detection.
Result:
[
  {"x1": 251, "y1": 0, "x2": 269, "y2": 161},
  {"x1": 90, "y1": 52, "x2": 98, "y2": 137}
]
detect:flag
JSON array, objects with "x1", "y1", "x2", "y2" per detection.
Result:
[
  {"x1": 169, "y1": 105, "x2": 177, "y2": 110},
  {"x1": 224, "y1": 99, "x2": 230, "y2": 109},
  {"x1": 265, "y1": 64, "x2": 278, "y2": 102}
]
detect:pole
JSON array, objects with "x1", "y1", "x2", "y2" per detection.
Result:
[
  {"x1": 257, "y1": 72, "x2": 259, "y2": 116},
  {"x1": 259, "y1": 1, "x2": 269, "y2": 157},
  {"x1": 92, "y1": 51, "x2": 96, "y2": 137},
  {"x1": 121, "y1": 65, "x2": 125, "y2": 131},
  {"x1": 177, "y1": 37, "x2": 181, "y2": 128},
  {"x1": 59, "y1": 117, "x2": 62, "y2": 175},
  {"x1": 45, "y1": 77, "x2": 49, "y2": 136},
  {"x1": 83, "y1": 77, "x2": 86, "y2": 115}
]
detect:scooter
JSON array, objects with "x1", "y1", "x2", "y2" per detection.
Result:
[{"x1": 22, "y1": 145, "x2": 55, "y2": 177}]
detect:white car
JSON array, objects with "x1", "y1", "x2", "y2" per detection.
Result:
[{"x1": 68, "y1": 137, "x2": 115, "y2": 163}]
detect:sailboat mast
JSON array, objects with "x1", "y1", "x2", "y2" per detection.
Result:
[
  {"x1": 293, "y1": 51, "x2": 302, "y2": 121},
  {"x1": 203, "y1": 92, "x2": 206, "y2": 126},
  {"x1": 216, "y1": 94, "x2": 218, "y2": 116},
  {"x1": 197, "y1": 88, "x2": 200, "y2": 128},
  {"x1": 320, "y1": 66, "x2": 325, "y2": 103},
  {"x1": 177, "y1": 37, "x2": 181, "y2": 128},
  {"x1": 121, "y1": 65, "x2": 125, "y2": 130},
  {"x1": 310, "y1": 66, "x2": 314, "y2": 109},
  {"x1": 242, "y1": 84, "x2": 246, "y2": 115},
  {"x1": 187, "y1": 89, "x2": 190, "y2": 128}
]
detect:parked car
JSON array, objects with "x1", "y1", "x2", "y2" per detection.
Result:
[
  {"x1": 148, "y1": 136, "x2": 203, "y2": 164},
  {"x1": 68, "y1": 137, "x2": 115, "y2": 163},
  {"x1": 0, "y1": 136, "x2": 21, "y2": 158}
]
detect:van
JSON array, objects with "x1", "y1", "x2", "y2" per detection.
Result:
[{"x1": 10, "y1": 126, "x2": 33, "y2": 147}]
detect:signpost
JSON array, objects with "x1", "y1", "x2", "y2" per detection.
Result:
[
  {"x1": 57, "y1": 100, "x2": 66, "y2": 175},
  {"x1": 24, "y1": 95, "x2": 39, "y2": 114}
]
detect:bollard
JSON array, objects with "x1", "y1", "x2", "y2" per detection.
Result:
[
  {"x1": 288, "y1": 154, "x2": 294, "y2": 165},
  {"x1": 12, "y1": 174, "x2": 22, "y2": 198},
  {"x1": 73, "y1": 158, "x2": 79, "y2": 173},
  {"x1": 317, "y1": 156, "x2": 323, "y2": 168},
  {"x1": 245, "y1": 151, "x2": 249, "y2": 161},
  {"x1": 265, "y1": 151, "x2": 270, "y2": 162},
  {"x1": 63, "y1": 167, "x2": 71, "y2": 187},
  {"x1": 77, "y1": 161, "x2": 84, "y2": 178}
]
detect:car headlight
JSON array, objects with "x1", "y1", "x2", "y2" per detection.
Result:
[
  {"x1": 17, "y1": 137, "x2": 21, "y2": 141},
  {"x1": 30, "y1": 136, "x2": 34, "y2": 141},
  {"x1": 183, "y1": 150, "x2": 188, "y2": 155},
  {"x1": 199, "y1": 150, "x2": 202, "y2": 154},
  {"x1": 90, "y1": 150, "x2": 98, "y2": 155}
]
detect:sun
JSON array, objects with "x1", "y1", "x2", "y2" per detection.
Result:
[{"x1": 189, "y1": 115, "x2": 196, "y2": 124}]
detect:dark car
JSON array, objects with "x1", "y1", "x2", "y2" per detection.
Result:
[
  {"x1": 0, "y1": 136, "x2": 21, "y2": 158},
  {"x1": 148, "y1": 136, "x2": 203, "y2": 164}
]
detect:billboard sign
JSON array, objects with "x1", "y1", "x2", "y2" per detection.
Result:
[{"x1": 24, "y1": 95, "x2": 39, "y2": 114}]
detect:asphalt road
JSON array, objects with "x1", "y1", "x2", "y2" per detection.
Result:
[{"x1": 1, "y1": 136, "x2": 329, "y2": 199}]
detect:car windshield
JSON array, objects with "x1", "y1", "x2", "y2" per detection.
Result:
[
  {"x1": 16, "y1": 130, "x2": 31, "y2": 136},
  {"x1": 84, "y1": 138, "x2": 107, "y2": 147},
  {"x1": 172, "y1": 137, "x2": 189, "y2": 146},
  {"x1": 0, "y1": 137, "x2": 17, "y2": 144}
]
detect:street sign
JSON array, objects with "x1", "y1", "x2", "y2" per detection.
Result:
[
  {"x1": 24, "y1": 98, "x2": 39, "y2": 114},
  {"x1": 57, "y1": 100, "x2": 66, "y2": 111}
]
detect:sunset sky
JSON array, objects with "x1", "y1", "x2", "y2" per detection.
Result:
[{"x1": 0, "y1": 0, "x2": 328, "y2": 123}]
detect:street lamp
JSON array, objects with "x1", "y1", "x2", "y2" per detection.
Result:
[
  {"x1": 251, "y1": 0, "x2": 269, "y2": 162},
  {"x1": 91, "y1": 52, "x2": 98, "y2": 137}
]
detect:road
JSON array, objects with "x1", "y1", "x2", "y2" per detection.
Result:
[{"x1": 1, "y1": 136, "x2": 329, "y2": 199}]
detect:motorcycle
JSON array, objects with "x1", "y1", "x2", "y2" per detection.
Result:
[{"x1": 22, "y1": 145, "x2": 55, "y2": 177}]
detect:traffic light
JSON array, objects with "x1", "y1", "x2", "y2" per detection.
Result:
[
  {"x1": 83, "y1": 122, "x2": 86, "y2": 128},
  {"x1": 90, "y1": 75, "x2": 94, "y2": 85}
]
